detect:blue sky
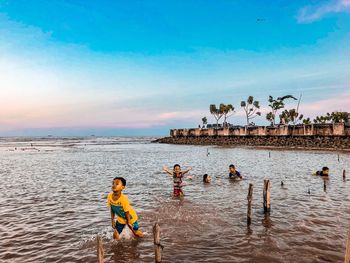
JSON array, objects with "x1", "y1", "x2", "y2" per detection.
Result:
[{"x1": 0, "y1": 0, "x2": 350, "y2": 136}]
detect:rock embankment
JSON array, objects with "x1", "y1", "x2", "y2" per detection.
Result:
[{"x1": 154, "y1": 136, "x2": 350, "y2": 151}]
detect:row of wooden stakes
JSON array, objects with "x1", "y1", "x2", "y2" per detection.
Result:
[{"x1": 97, "y1": 223, "x2": 163, "y2": 263}]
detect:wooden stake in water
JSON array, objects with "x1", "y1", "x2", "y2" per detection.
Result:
[
  {"x1": 345, "y1": 230, "x2": 350, "y2": 263},
  {"x1": 338, "y1": 154, "x2": 340, "y2": 162},
  {"x1": 263, "y1": 180, "x2": 271, "y2": 213},
  {"x1": 247, "y1": 183, "x2": 253, "y2": 226},
  {"x1": 323, "y1": 180, "x2": 327, "y2": 192},
  {"x1": 344, "y1": 170, "x2": 346, "y2": 181},
  {"x1": 97, "y1": 235, "x2": 104, "y2": 263},
  {"x1": 269, "y1": 152, "x2": 271, "y2": 158},
  {"x1": 153, "y1": 223, "x2": 163, "y2": 263}
]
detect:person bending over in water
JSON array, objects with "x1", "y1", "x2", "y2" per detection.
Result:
[
  {"x1": 315, "y1": 167, "x2": 329, "y2": 177},
  {"x1": 163, "y1": 164, "x2": 192, "y2": 197},
  {"x1": 107, "y1": 177, "x2": 144, "y2": 240},
  {"x1": 203, "y1": 174, "x2": 211, "y2": 183},
  {"x1": 229, "y1": 164, "x2": 243, "y2": 179}
]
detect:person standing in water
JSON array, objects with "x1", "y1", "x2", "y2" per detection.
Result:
[
  {"x1": 107, "y1": 177, "x2": 144, "y2": 240},
  {"x1": 314, "y1": 167, "x2": 330, "y2": 177},
  {"x1": 203, "y1": 174, "x2": 211, "y2": 183},
  {"x1": 229, "y1": 164, "x2": 243, "y2": 179},
  {"x1": 163, "y1": 164, "x2": 192, "y2": 197}
]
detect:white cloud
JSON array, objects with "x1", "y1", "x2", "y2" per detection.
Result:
[
  {"x1": 298, "y1": 89, "x2": 350, "y2": 118},
  {"x1": 297, "y1": 0, "x2": 350, "y2": 23}
]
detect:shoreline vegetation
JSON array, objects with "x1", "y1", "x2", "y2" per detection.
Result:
[{"x1": 155, "y1": 94, "x2": 350, "y2": 151}]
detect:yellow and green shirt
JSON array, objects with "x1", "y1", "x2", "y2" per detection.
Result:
[{"x1": 107, "y1": 192, "x2": 138, "y2": 224}]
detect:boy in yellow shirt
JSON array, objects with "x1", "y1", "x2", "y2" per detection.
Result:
[{"x1": 107, "y1": 177, "x2": 144, "y2": 240}]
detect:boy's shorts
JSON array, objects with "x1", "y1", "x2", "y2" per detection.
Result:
[{"x1": 115, "y1": 221, "x2": 140, "y2": 234}]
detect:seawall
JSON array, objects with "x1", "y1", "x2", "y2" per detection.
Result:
[
  {"x1": 155, "y1": 135, "x2": 350, "y2": 151},
  {"x1": 154, "y1": 124, "x2": 350, "y2": 151}
]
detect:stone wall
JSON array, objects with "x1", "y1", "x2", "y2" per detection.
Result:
[
  {"x1": 170, "y1": 123, "x2": 347, "y2": 137},
  {"x1": 155, "y1": 135, "x2": 350, "y2": 150},
  {"x1": 162, "y1": 124, "x2": 350, "y2": 150}
]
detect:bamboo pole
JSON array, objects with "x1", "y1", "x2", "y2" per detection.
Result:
[
  {"x1": 153, "y1": 223, "x2": 162, "y2": 263},
  {"x1": 345, "y1": 230, "x2": 350, "y2": 263},
  {"x1": 263, "y1": 180, "x2": 271, "y2": 213},
  {"x1": 247, "y1": 183, "x2": 253, "y2": 226},
  {"x1": 97, "y1": 235, "x2": 104, "y2": 263}
]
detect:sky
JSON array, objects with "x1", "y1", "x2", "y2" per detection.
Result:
[{"x1": 0, "y1": 0, "x2": 350, "y2": 136}]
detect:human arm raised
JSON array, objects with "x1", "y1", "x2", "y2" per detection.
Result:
[
  {"x1": 182, "y1": 166, "x2": 192, "y2": 175},
  {"x1": 163, "y1": 166, "x2": 173, "y2": 176}
]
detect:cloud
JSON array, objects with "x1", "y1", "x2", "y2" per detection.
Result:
[
  {"x1": 299, "y1": 90, "x2": 350, "y2": 118},
  {"x1": 297, "y1": 0, "x2": 350, "y2": 23}
]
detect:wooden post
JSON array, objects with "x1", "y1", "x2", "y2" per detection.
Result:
[
  {"x1": 247, "y1": 183, "x2": 253, "y2": 226},
  {"x1": 97, "y1": 235, "x2": 104, "y2": 263},
  {"x1": 345, "y1": 230, "x2": 350, "y2": 263},
  {"x1": 269, "y1": 152, "x2": 271, "y2": 158},
  {"x1": 281, "y1": 181, "x2": 284, "y2": 187},
  {"x1": 324, "y1": 180, "x2": 326, "y2": 192},
  {"x1": 153, "y1": 223, "x2": 162, "y2": 263},
  {"x1": 344, "y1": 170, "x2": 346, "y2": 181},
  {"x1": 338, "y1": 154, "x2": 340, "y2": 162},
  {"x1": 263, "y1": 180, "x2": 271, "y2": 213}
]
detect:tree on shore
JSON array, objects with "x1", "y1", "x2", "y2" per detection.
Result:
[
  {"x1": 313, "y1": 114, "x2": 331, "y2": 124},
  {"x1": 266, "y1": 95, "x2": 297, "y2": 126},
  {"x1": 210, "y1": 104, "x2": 224, "y2": 128},
  {"x1": 330, "y1": 111, "x2": 349, "y2": 123},
  {"x1": 302, "y1": 118, "x2": 311, "y2": 125},
  {"x1": 202, "y1": 117, "x2": 208, "y2": 128},
  {"x1": 314, "y1": 112, "x2": 350, "y2": 124},
  {"x1": 241, "y1": 96, "x2": 261, "y2": 126},
  {"x1": 279, "y1": 109, "x2": 303, "y2": 125},
  {"x1": 221, "y1": 104, "x2": 235, "y2": 126}
]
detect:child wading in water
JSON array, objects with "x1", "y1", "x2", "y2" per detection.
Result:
[
  {"x1": 314, "y1": 166, "x2": 330, "y2": 177},
  {"x1": 203, "y1": 174, "x2": 211, "y2": 183},
  {"x1": 107, "y1": 177, "x2": 144, "y2": 240},
  {"x1": 229, "y1": 164, "x2": 243, "y2": 179},
  {"x1": 163, "y1": 164, "x2": 192, "y2": 197}
]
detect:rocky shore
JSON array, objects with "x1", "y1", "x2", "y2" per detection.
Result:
[{"x1": 154, "y1": 136, "x2": 350, "y2": 151}]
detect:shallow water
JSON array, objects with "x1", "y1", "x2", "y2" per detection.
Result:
[{"x1": 1, "y1": 137, "x2": 350, "y2": 263}]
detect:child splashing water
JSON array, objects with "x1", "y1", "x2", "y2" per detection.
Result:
[
  {"x1": 107, "y1": 177, "x2": 144, "y2": 240},
  {"x1": 163, "y1": 164, "x2": 192, "y2": 197}
]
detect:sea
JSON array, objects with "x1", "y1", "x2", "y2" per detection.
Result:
[{"x1": 1, "y1": 136, "x2": 350, "y2": 262}]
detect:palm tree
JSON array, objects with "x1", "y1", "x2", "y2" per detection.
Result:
[
  {"x1": 302, "y1": 118, "x2": 311, "y2": 125},
  {"x1": 266, "y1": 95, "x2": 297, "y2": 126},
  {"x1": 279, "y1": 109, "x2": 303, "y2": 125}
]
